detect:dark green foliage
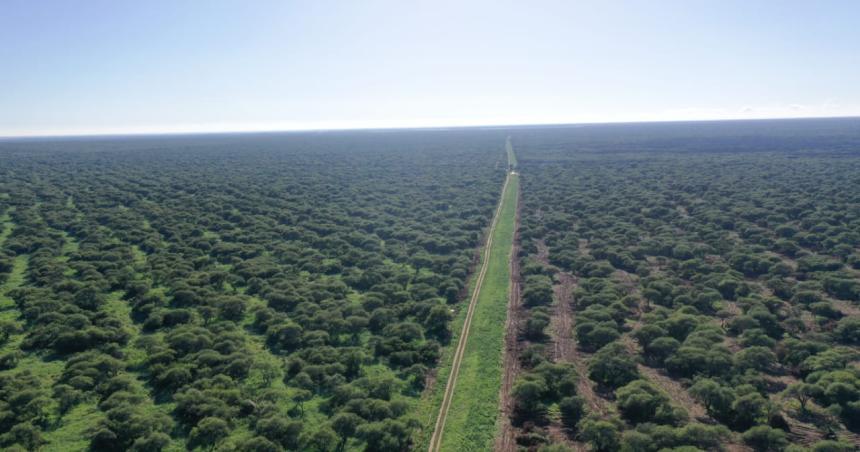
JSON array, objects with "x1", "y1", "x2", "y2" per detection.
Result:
[
  {"x1": 689, "y1": 378, "x2": 736, "y2": 422},
  {"x1": 92, "y1": 388, "x2": 173, "y2": 451},
  {"x1": 587, "y1": 342, "x2": 639, "y2": 389},
  {"x1": 330, "y1": 412, "x2": 363, "y2": 449},
  {"x1": 524, "y1": 308, "x2": 552, "y2": 342},
  {"x1": 834, "y1": 317, "x2": 860, "y2": 344},
  {"x1": 189, "y1": 417, "x2": 230, "y2": 449},
  {"x1": 616, "y1": 379, "x2": 686, "y2": 425},
  {"x1": 734, "y1": 346, "x2": 778, "y2": 373},
  {"x1": 620, "y1": 423, "x2": 730, "y2": 452},
  {"x1": 0, "y1": 130, "x2": 507, "y2": 449},
  {"x1": 579, "y1": 416, "x2": 622, "y2": 452},
  {"x1": 523, "y1": 275, "x2": 554, "y2": 307},
  {"x1": 512, "y1": 378, "x2": 549, "y2": 421},
  {"x1": 575, "y1": 321, "x2": 620, "y2": 351},
  {"x1": 356, "y1": 418, "x2": 416, "y2": 452},
  {"x1": 742, "y1": 425, "x2": 788, "y2": 452},
  {"x1": 731, "y1": 391, "x2": 771, "y2": 431},
  {"x1": 558, "y1": 396, "x2": 585, "y2": 430},
  {"x1": 509, "y1": 119, "x2": 860, "y2": 449},
  {"x1": 511, "y1": 362, "x2": 579, "y2": 425},
  {"x1": 238, "y1": 436, "x2": 282, "y2": 452},
  {"x1": 2, "y1": 118, "x2": 860, "y2": 450}
]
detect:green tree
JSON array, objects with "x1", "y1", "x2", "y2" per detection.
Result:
[
  {"x1": 690, "y1": 378, "x2": 735, "y2": 421},
  {"x1": 256, "y1": 416, "x2": 302, "y2": 450},
  {"x1": 742, "y1": 426, "x2": 788, "y2": 452},
  {"x1": 588, "y1": 342, "x2": 639, "y2": 389},
  {"x1": 512, "y1": 378, "x2": 548, "y2": 422},
  {"x1": 834, "y1": 317, "x2": 860, "y2": 345},
  {"x1": 616, "y1": 379, "x2": 685, "y2": 425},
  {"x1": 732, "y1": 392, "x2": 770, "y2": 431},
  {"x1": 579, "y1": 417, "x2": 621, "y2": 452},
  {"x1": 783, "y1": 383, "x2": 823, "y2": 414},
  {"x1": 734, "y1": 346, "x2": 777, "y2": 372},
  {"x1": 559, "y1": 396, "x2": 585, "y2": 430},
  {"x1": 238, "y1": 436, "x2": 282, "y2": 452},
  {"x1": 331, "y1": 412, "x2": 363, "y2": 450},
  {"x1": 189, "y1": 417, "x2": 230, "y2": 449},
  {"x1": 306, "y1": 426, "x2": 338, "y2": 452}
]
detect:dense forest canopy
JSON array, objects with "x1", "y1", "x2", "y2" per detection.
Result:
[
  {"x1": 1, "y1": 117, "x2": 859, "y2": 451},
  {"x1": 0, "y1": 130, "x2": 507, "y2": 451},
  {"x1": 506, "y1": 117, "x2": 860, "y2": 451}
]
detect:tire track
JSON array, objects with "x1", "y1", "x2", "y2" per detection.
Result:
[
  {"x1": 428, "y1": 159, "x2": 515, "y2": 452},
  {"x1": 495, "y1": 180, "x2": 522, "y2": 452}
]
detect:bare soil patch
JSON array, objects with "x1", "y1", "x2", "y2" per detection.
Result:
[{"x1": 496, "y1": 184, "x2": 523, "y2": 452}]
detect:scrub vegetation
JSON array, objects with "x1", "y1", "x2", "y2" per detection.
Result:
[
  {"x1": 1, "y1": 117, "x2": 859, "y2": 452},
  {"x1": 0, "y1": 130, "x2": 508, "y2": 451},
  {"x1": 505, "y1": 118, "x2": 860, "y2": 452},
  {"x1": 430, "y1": 168, "x2": 519, "y2": 452}
]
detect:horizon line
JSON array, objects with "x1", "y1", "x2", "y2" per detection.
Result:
[{"x1": 2, "y1": 114, "x2": 859, "y2": 141}]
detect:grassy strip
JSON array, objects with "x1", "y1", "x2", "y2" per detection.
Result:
[
  {"x1": 0, "y1": 211, "x2": 13, "y2": 246},
  {"x1": 506, "y1": 137, "x2": 518, "y2": 169},
  {"x1": 414, "y1": 245, "x2": 487, "y2": 448},
  {"x1": 0, "y1": 255, "x2": 29, "y2": 355},
  {"x1": 439, "y1": 174, "x2": 519, "y2": 451},
  {"x1": 415, "y1": 172, "x2": 511, "y2": 450},
  {"x1": 42, "y1": 403, "x2": 104, "y2": 452}
]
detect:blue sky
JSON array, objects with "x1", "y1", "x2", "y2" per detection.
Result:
[{"x1": 1, "y1": 0, "x2": 858, "y2": 136}]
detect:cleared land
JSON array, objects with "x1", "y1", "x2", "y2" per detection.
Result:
[
  {"x1": 495, "y1": 180, "x2": 523, "y2": 452},
  {"x1": 429, "y1": 157, "x2": 519, "y2": 452},
  {"x1": 506, "y1": 137, "x2": 517, "y2": 169}
]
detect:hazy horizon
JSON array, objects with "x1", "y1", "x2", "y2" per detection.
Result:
[{"x1": 2, "y1": 115, "x2": 860, "y2": 141}]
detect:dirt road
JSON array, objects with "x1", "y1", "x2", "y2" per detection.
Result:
[
  {"x1": 495, "y1": 181, "x2": 522, "y2": 452},
  {"x1": 428, "y1": 170, "x2": 515, "y2": 452}
]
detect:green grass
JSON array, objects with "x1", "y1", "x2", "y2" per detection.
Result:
[
  {"x1": 0, "y1": 255, "x2": 27, "y2": 310},
  {"x1": 58, "y1": 232, "x2": 80, "y2": 276},
  {"x1": 42, "y1": 402, "x2": 104, "y2": 452},
  {"x1": 414, "y1": 215, "x2": 492, "y2": 448},
  {"x1": 239, "y1": 296, "x2": 381, "y2": 450},
  {"x1": 3, "y1": 215, "x2": 182, "y2": 450},
  {"x1": 131, "y1": 245, "x2": 148, "y2": 267},
  {"x1": 506, "y1": 137, "x2": 517, "y2": 169},
  {"x1": 0, "y1": 256, "x2": 63, "y2": 404},
  {"x1": 99, "y1": 293, "x2": 188, "y2": 451},
  {"x1": 0, "y1": 210, "x2": 13, "y2": 246},
  {"x1": 438, "y1": 174, "x2": 519, "y2": 451},
  {"x1": 416, "y1": 145, "x2": 519, "y2": 450},
  {"x1": 103, "y1": 291, "x2": 149, "y2": 362},
  {"x1": 0, "y1": 255, "x2": 29, "y2": 355}
]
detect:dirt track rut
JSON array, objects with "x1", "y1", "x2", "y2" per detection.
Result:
[{"x1": 428, "y1": 171, "x2": 514, "y2": 452}]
